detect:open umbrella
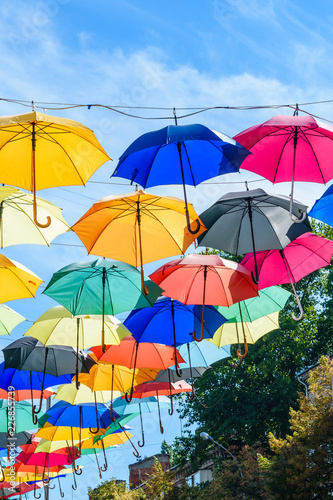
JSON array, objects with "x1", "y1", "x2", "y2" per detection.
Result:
[
  {"x1": 24, "y1": 305, "x2": 130, "y2": 388},
  {"x1": 210, "y1": 311, "x2": 280, "y2": 357},
  {"x1": 90, "y1": 335, "x2": 184, "y2": 402},
  {"x1": 72, "y1": 190, "x2": 206, "y2": 294},
  {"x1": 234, "y1": 112, "x2": 333, "y2": 221},
  {"x1": 3, "y1": 337, "x2": 95, "y2": 422},
  {"x1": 150, "y1": 254, "x2": 258, "y2": 341},
  {"x1": 0, "y1": 401, "x2": 44, "y2": 433},
  {"x1": 0, "y1": 304, "x2": 26, "y2": 336},
  {"x1": 0, "y1": 255, "x2": 42, "y2": 303},
  {"x1": 197, "y1": 188, "x2": 310, "y2": 282},
  {"x1": 111, "y1": 119, "x2": 250, "y2": 234},
  {"x1": 43, "y1": 258, "x2": 162, "y2": 352},
  {"x1": 0, "y1": 110, "x2": 110, "y2": 227},
  {"x1": 54, "y1": 381, "x2": 119, "y2": 405},
  {"x1": 309, "y1": 183, "x2": 333, "y2": 227},
  {"x1": 241, "y1": 232, "x2": 333, "y2": 320},
  {"x1": 0, "y1": 186, "x2": 70, "y2": 247}
]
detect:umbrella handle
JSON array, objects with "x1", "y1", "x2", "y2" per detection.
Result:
[
  {"x1": 72, "y1": 471, "x2": 78, "y2": 490},
  {"x1": 48, "y1": 481, "x2": 55, "y2": 490},
  {"x1": 187, "y1": 216, "x2": 201, "y2": 235},
  {"x1": 138, "y1": 406, "x2": 145, "y2": 447},
  {"x1": 168, "y1": 370, "x2": 174, "y2": 416},
  {"x1": 291, "y1": 286, "x2": 304, "y2": 321},
  {"x1": 193, "y1": 327, "x2": 204, "y2": 342},
  {"x1": 33, "y1": 198, "x2": 51, "y2": 229},
  {"x1": 119, "y1": 424, "x2": 140, "y2": 457},
  {"x1": 100, "y1": 440, "x2": 108, "y2": 471},
  {"x1": 89, "y1": 393, "x2": 100, "y2": 434},
  {"x1": 140, "y1": 267, "x2": 149, "y2": 296},
  {"x1": 94, "y1": 448, "x2": 103, "y2": 479},
  {"x1": 124, "y1": 386, "x2": 134, "y2": 403},
  {"x1": 251, "y1": 270, "x2": 259, "y2": 285},
  {"x1": 233, "y1": 357, "x2": 243, "y2": 368},
  {"x1": 289, "y1": 192, "x2": 306, "y2": 224},
  {"x1": 58, "y1": 476, "x2": 64, "y2": 498},
  {"x1": 34, "y1": 486, "x2": 41, "y2": 499},
  {"x1": 236, "y1": 336, "x2": 248, "y2": 359},
  {"x1": 187, "y1": 384, "x2": 195, "y2": 402},
  {"x1": 74, "y1": 465, "x2": 83, "y2": 476}
]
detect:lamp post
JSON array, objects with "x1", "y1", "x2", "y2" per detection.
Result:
[{"x1": 200, "y1": 432, "x2": 243, "y2": 478}]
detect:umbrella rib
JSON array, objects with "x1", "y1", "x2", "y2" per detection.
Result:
[{"x1": 181, "y1": 142, "x2": 196, "y2": 186}]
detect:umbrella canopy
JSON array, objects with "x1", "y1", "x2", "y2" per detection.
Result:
[
  {"x1": 0, "y1": 388, "x2": 54, "y2": 402},
  {"x1": 150, "y1": 254, "x2": 258, "y2": 341},
  {"x1": 0, "y1": 110, "x2": 110, "y2": 227},
  {"x1": 210, "y1": 311, "x2": 280, "y2": 351},
  {"x1": 43, "y1": 401, "x2": 121, "y2": 430},
  {"x1": 0, "y1": 304, "x2": 26, "y2": 335},
  {"x1": 54, "y1": 381, "x2": 119, "y2": 405},
  {"x1": 175, "y1": 340, "x2": 230, "y2": 369},
  {"x1": 0, "y1": 401, "x2": 44, "y2": 433},
  {"x1": 72, "y1": 190, "x2": 206, "y2": 290},
  {"x1": 112, "y1": 122, "x2": 249, "y2": 234},
  {"x1": 309, "y1": 183, "x2": 333, "y2": 227},
  {"x1": 43, "y1": 258, "x2": 162, "y2": 351},
  {"x1": 197, "y1": 188, "x2": 310, "y2": 281},
  {"x1": 241, "y1": 232, "x2": 333, "y2": 319},
  {"x1": 234, "y1": 113, "x2": 333, "y2": 219},
  {"x1": 17, "y1": 448, "x2": 77, "y2": 467},
  {"x1": 0, "y1": 431, "x2": 33, "y2": 448},
  {"x1": 215, "y1": 285, "x2": 291, "y2": 323},
  {"x1": 0, "y1": 255, "x2": 42, "y2": 303},
  {"x1": 0, "y1": 362, "x2": 72, "y2": 391},
  {"x1": 0, "y1": 186, "x2": 70, "y2": 247},
  {"x1": 130, "y1": 380, "x2": 192, "y2": 398}
]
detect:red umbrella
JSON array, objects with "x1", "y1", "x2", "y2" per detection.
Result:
[
  {"x1": 150, "y1": 254, "x2": 258, "y2": 341},
  {"x1": 241, "y1": 232, "x2": 333, "y2": 320},
  {"x1": 234, "y1": 112, "x2": 333, "y2": 221},
  {"x1": 0, "y1": 388, "x2": 54, "y2": 401}
]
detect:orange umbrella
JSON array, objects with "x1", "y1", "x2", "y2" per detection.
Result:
[
  {"x1": 90, "y1": 336, "x2": 184, "y2": 402},
  {"x1": 0, "y1": 388, "x2": 54, "y2": 401}
]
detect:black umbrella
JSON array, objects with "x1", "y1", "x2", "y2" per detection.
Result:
[
  {"x1": 3, "y1": 337, "x2": 95, "y2": 422},
  {"x1": 197, "y1": 187, "x2": 310, "y2": 283},
  {"x1": 0, "y1": 430, "x2": 33, "y2": 448}
]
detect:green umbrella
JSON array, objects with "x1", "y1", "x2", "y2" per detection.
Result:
[
  {"x1": 215, "y1": 285, "x2": 291, "y2": 323},
  {"x1": 43, "y1": 258, "x2": 162, "y2": 352},
  {"x1": 0, "y1": 304, "x2": 26, "y2": 336},
  {"x1": 0, "y1": 400, "x2": 44, "y2": 433}
]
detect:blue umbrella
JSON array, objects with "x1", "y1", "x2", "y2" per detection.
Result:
[
  {"x1": 309, "y1": 184, "x2": 333, "y2": 226},
  {"x1": 112, "y1": 121, "x2": 250, "y2": 234},
  {"x1": 124, "y1": 297, "x2": 227, "y2": 377}
]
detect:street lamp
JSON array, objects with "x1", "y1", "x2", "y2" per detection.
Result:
[{"x1": 200, "y1": 432, "x2": 243, "y2": 478}]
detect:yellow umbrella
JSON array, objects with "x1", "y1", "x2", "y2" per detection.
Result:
[
  {"x1": 0, "y1": 255, "x2": 42, "y2": 303},
  {"x1": 24, "y1": 305, "x2": 130, "y2": 387},
  {"x1": 0, "y1": 110, "x2": 110, "y2": 228},
  {"x1": 210, "y1": 311, "x2": 280, "y2": 359},
  {"x1": 0, "y1": 303, "x2": 26, "y2": 335},
  {"x1": 54, "y1": 381, "x2": 122, "y2": 405},
  {"x1": 35, "y1": 423, "x2": 105, "y2": 442},
  {"x1": 80, "y1": 430, "x2": 133, "y2": 449},
  {"x1": 72, "y1": 190, "x2": 206, "y2": 293},
  {"x1": 0, "y1": 186, "x2": 70, "y2": 247}
]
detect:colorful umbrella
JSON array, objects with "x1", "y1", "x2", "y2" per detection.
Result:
[
  {"x1": 234, "y1": 112, "x2": 333, "y2": 220},
  {"x1": 0, "y1": 186, "x2": 70, "y2": 247},
  {"x1": 54, "y1": 381, "x2": 119, "y2": 405},
  {"x1": 0, "y1": 304, "x2": 26, "y2": 335},
  {"x1": 309, "y1": 183, "x2": 333, "y2": 227},
  {"x1": 0, "y1": 255, "x2": 42, "y2": 303},
  {"x1": 197, "y1": 187, "x2": 310, "y2": 282},
  {"x1": 150, "y1": 254, "x2": 258, "y2": 341},
  {"x1": 43, "y1": 258, "x2": 162, "y2": 351},
  {"x1": 210, "y1": 311, "x2": 280, "y2": 357},
  {"x1": 72, "y1": 190, "x2": 206, "y2": 293},
  {"x1": 111, "y1": 121, "x2": 250, "y2": 234},
  {"x1": 241, "y1": 232, "x2": 333, "y2": 320},
  {"x1": 24, "y1": 305, "x2": 130, "y2": 387},
  {"x1": 0, "y1": 110, "x2": 110, "y2": 227},
  {"x1": 0, "y1": 401, "x2": 44, "y2": 433},
  {"x1": 0, "y1": 388, "x2": 54, "y2": 402}
]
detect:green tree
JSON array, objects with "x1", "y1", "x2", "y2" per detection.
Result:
[
  {"x1": 142, "y1": 457, "x2": 174, "y2": 499},
  {"x1": 262, "y1": 356, "x2": 333, "y2": 500},
  {"x1": 88, "y1": 479, "x2": 143, "y2": 500}
]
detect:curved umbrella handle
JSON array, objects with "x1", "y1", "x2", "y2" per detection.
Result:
[
  {"x1": 192, "y1": 326, "x2": 204, "y2": 342},
  {"x1": 168, "y1": 370, "x2": 174, "y2": 416},
  {"x1": 187, "y1": 216, "x2": 201, "y2": 235},
  {"x1": 100, "y1": 440, "x2": 108, "y2": 472},
  {"x1": 33, "y1": 198, "x2": 51, "y2": 229},
  {"x1": 138, "y1": 404, "x2": 145, "y2": 447},
  {"x1": 140, "y1": 268, "x2": 149, "y2": 296},
  {"x1": 187, "y1": 385, "x2": 195, "y2": 402},
  {"x1": 58, "y1": 476, "x2": 64, "y2": 498},
  {"x1": 291, "y1": 285, "x2": 304, "y2": 321},
  {"x1": 89, "y1": 393, "x2": 100, "y2": 434},
  {"x1": 233, "y1": 357, "x2": 243, "y2": 368},
  {"x1": 48, "y1": 481, "x2": 55, "y2": 490},
  {"x1": 34, "y1": 486, "x2": 41, "y2": 499},
  {"x1": 251, "y1": 270, "x2": 259, "y2": 285},
  {"x1": 124, "y1": 385, "x2": 133, "y2": 403},
  {"x1": 289, "y1": 190, "x2": 306, "y2": 224},
  {"x1": 236, "y1": 336, "x2": 248, "y2": 359},
  {"x1": 72, "y1": 471, "x2": 78, "y2": 491},
  {"x1": 94, "y1": 448, "x2": 102, "y2": 479}
]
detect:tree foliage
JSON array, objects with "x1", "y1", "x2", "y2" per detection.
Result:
[
  {"x1": 262, "y1": 356, "x2": 333, "y2": 499},
  {"x1": 88, "y1": 479, "x2": 143, "y2": 499}
]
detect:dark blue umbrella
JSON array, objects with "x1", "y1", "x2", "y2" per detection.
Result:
[
  {"x1": 112, "y1": 120, "x2": 250, "y2": 234},
  {"x1": 309, "y1": 184, "x2": 333, "y2": 227},
  {"x1": 124, "y1": 296, "x2": 227, "y2": 384}
]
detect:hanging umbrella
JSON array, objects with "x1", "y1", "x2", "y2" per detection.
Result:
[
  {"x1": 17, "y1": 447, "x2": 79, "y2": 467},
  {"x1": 77, "y1": 362, "x2": 159, "y2": 420},
  {"x1": 215, "y1": 286, "x2": 291, "y2": 323},
  {"x1": 210, "y1": 311, "x2": 280, "y2": 357},
  {"x1": 111, "y1": 120, "x2": 250, "y2": 234},
  {"x1": 0, "y1": 186, "x2": 70, "y2": 247},
  {"x1": 197, "y1": 188, "x2": 310, "y2": 282},
  {"x1": 0, "y1": 304, "x2": 26, "y2": 335},
  {"x1": 309, "y1": 184, "x2": 333, "y2": 227},
  {"x1": 150, "y1": 254, "x2": 258, "y2": 341},
  {"x1": 90, "y1": 335, "x2": 185, "y2": 402},
  {"x1": 0, "y1": 255, "x2": 42, "y2": 303},
  {"x1": 175, "y1": 339, "x2": 230, "y2": 369},
  {"x1": 0, "y1": 401, "x2": 44, "y2": 433},
  {"x1": 43, "y1": 258, "x2": 162, "y2": 352},
  {"x1": 3, "y1": 337, "x2": 95, "y2": 422},
  {"x1": 54, "y1": 381, "x2": 119, "y2": 405},
  {"x1": 234, "y1": 112, "x2": 333, "y2": 221},
  {"x1": 0, "y1": 431, "x2": 33, "y2": 449},
  {"x1": 155, "y1": 366, "x2": 210, "y2": 383},
  {"x1": 112, "y1": 395, "x2": 171, "y2": 448},
  {"x1": 241, "y1": 232, "x2": 333, "y2": 320},
  {"x1": 72, "y1": 190, "x2": 206, "y2": 294},
  {"x1": 0, "y1": 110, "x2": 110, "y2": 228},
  {"x1": 0, "y1": 388, "x2": 54, "y2": 402},
  {"x1": 124, "y1": 296, "x2": 226, "y2": 381},
  {"x1": 25, "y1": 305, "x2": 130, "y2": 388}
]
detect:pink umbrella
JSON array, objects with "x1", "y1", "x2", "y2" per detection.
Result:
[
  {"x1": 241, "y1": 232, "x2": 333, "y2": 320},
  {"x1": 234, "y1": 112, "x2": 333, "y2": 221},
  {"x1": 150, "y1": 254, "x2": 258, "y2": 341}
]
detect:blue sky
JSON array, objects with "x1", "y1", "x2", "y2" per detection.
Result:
[{"x1": 1, "y1": 0, "x2": 333, "y2": 498}]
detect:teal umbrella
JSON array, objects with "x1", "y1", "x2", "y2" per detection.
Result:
[
  {"x1": 0, "y1": 400, "x2": 44, "y2": 433},
  {"x1": 43, "y1": 258, "x2": 162, "y2": 351},
  {"x1": 215, "y1": 285, "x2": 291, "y2": 323}
]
